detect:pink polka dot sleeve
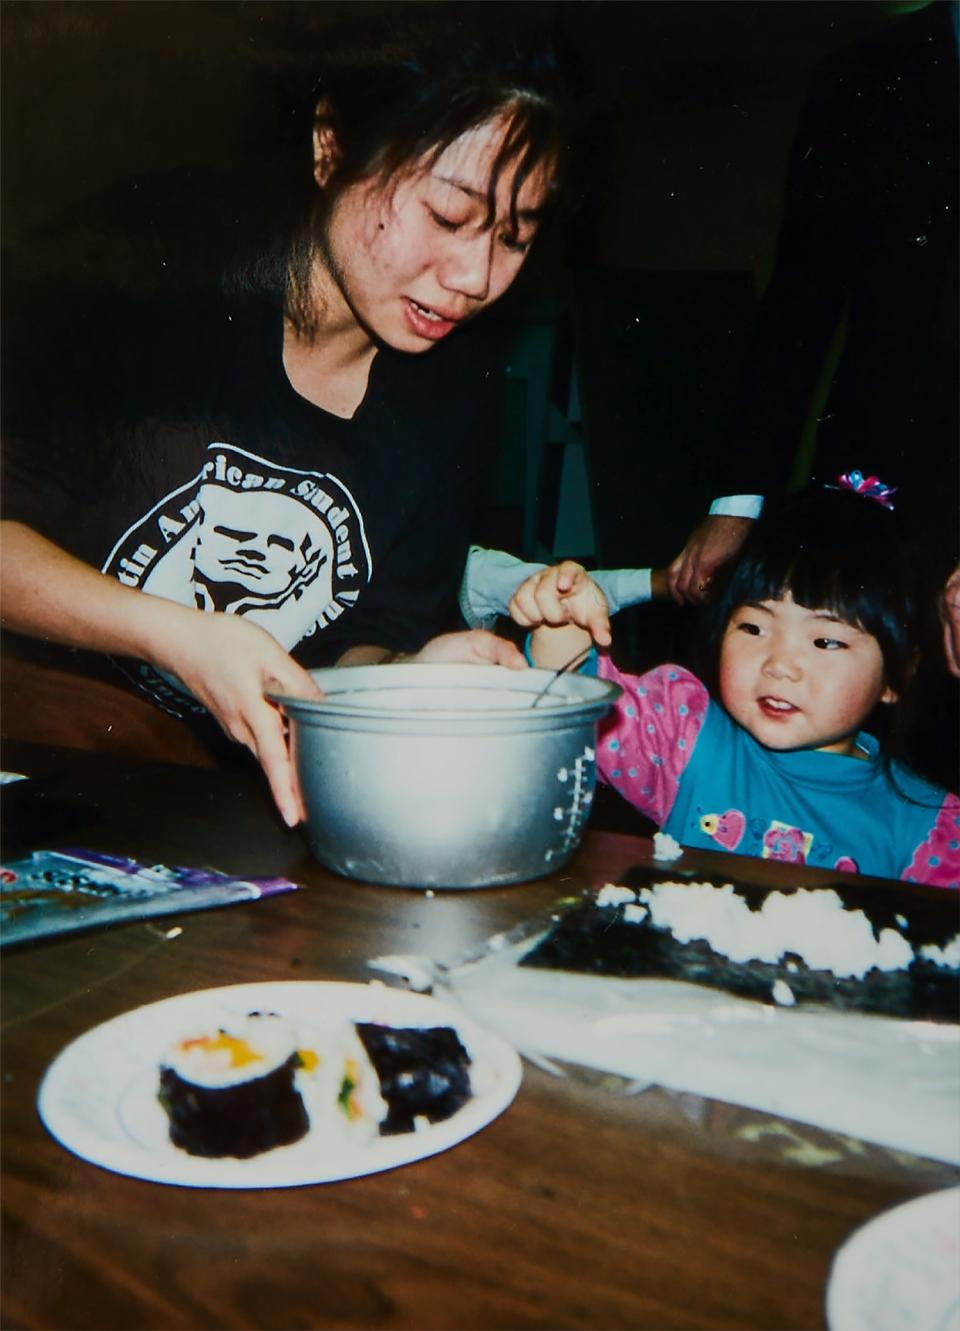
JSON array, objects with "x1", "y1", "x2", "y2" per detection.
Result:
[
  {"x1": 902, "y1": 793, "x2": 960, "y2": 889},
  {"x1": 596, "y1": 658, "x2": 709, "y2": 825}
]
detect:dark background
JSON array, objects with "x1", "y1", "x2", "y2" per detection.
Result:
[
  {"x1": 0, "y1": 0, "x2": 942, "y2": 551},
  {"x1": 1, "y1": 0, "x2": 907, "y2": 274},
  {"x1": 7, "y1": 1, "x2": 937, "y2": 551},
  {"x1": 3, "y1": 0, "x2": 948, "y2": 556},
  {"x1": 1, "y1": 0, "x2": 921, "y2": 555}
]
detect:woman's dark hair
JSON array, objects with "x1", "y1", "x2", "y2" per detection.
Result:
[
  {"x1": 692, "y1": 483, "x2": 955, "y2": 787},
  {"x1": 234, "y1": 5, "x2": 595, "y2": 329}
]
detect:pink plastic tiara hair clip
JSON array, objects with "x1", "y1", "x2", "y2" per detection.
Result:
[{"x1": 831, "y1": 470, "x2": 897, "y2": 510}]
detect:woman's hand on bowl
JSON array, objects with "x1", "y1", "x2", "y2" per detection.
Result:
[
  {"x1": 154, "y1": 611, "x2": 323, "y2": 828},
  {"x1": 407, "y1": 629, "x2": 528, "y2": 669}
]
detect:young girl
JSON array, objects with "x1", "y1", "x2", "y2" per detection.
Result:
[
  {"x1": 1, "y1": 12, "x2": 588, "y2": 825},
  {"x1": 509, "y1": 480, "x2": 960, "y2": 888}
]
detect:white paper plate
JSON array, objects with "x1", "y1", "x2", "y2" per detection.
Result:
[
  {"x1": 38, "y1": 981, "x2": 522, "y2": 1189},
  {"x1": 826, "y1": 1187, "x2": 960, "y2": 1331}
]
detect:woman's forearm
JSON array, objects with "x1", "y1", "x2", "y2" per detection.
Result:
[
  {"x1": 0, "y1": 520, "x2": 199, "y2": 670},
  {"x1": 0, "y1": 521, "x2": 325, "y2": 826}
]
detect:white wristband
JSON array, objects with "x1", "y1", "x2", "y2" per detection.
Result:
[{"x1": 709, "y1": 494, "x2": 764, "y2": 519}]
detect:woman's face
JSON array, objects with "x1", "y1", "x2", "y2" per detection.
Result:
[
  {"x1": 314, "y1": 114, "x2": 554, "y2": 351},
  {"x1": 718, "y1": 593, "x2": 897, "y2": 756}
]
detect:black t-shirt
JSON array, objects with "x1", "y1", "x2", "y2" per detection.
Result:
[{"x1": 2, "y1": 238, "x2": 503, "y2": 714}]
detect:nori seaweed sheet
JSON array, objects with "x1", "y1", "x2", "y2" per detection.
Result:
[
  {"x1": 158, "y1": 1055, "x2": 310, "y2": 1158},
  {"x1": 519, "y1": 868, "x2": 960, "y2": 1023},
  {"x1": 356, "y1": 1024, "x2": 472, "y2": 1136}
]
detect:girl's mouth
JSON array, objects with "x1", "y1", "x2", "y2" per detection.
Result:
[
  {"x1": 758, "y1": 696, "x2": 799, "y2": 718},
  {"x1": 404, "y1": 298, "x2": 459, "y2": 341}
]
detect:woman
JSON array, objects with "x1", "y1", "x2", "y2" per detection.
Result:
[{"x1": 1, "y1": 11, "x2": 587, "y2": 825}]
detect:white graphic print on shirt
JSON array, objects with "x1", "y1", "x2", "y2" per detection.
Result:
[{"x1": 101, "y1": 443, "x2": 372, "y2": 711}]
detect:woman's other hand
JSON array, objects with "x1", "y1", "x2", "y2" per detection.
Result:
[
  {"x1": 666, "y1": 515, "x2": 753, "y2": 604},
  {"x1": 407, "y1": 628, "x2": 527, "y2": 669},
  {"x1": 152, "y1": 612, "x2": 322, "y2": 828}
]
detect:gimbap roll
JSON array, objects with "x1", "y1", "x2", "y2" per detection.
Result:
[
  {"x1": 355, "y1": 1024, "x2": 472, "y2": 1136},
  {"x1": 158, "y1": 1012, "x2": 309, "y2": 1159}
]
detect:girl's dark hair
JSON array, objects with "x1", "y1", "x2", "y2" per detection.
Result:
[
  {"x1": 696, "y1": 486, "x2": 921, "y2": 697},
  {"x1": 693, "y1": 483, "x2": 955, "y2": 788},
  {"x1": 232, "y1": 5, "x2": 595, "y2": 328}
]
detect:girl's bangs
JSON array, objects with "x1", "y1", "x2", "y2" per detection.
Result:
[
  {"x1": 725, "y1": 522, "x2": 914, "y2": 689},
  {"x1": 774, "y1": 552, "x2": 874, "y2": 630}
]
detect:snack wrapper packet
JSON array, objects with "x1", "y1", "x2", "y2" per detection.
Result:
[{"x1": 1, "y1": 848, "x2": 299, "y2": 946}]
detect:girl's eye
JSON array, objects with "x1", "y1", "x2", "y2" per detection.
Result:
[
  {"x1": 736, "y1": 621, "x2": 762, "y2": 636},
  {"x1": 813, "y1": 637, "x2": 848, "y2": 650}
]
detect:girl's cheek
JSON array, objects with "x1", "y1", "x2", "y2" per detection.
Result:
[{"x1": 716, "y1": 647, "x2": 739, "y2": 711}]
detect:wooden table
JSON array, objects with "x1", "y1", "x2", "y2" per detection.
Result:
[{"x1": 2, "y1": 741, "x2": 957, "y2": 1330}]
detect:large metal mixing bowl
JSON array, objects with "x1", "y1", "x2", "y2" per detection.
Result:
[{"x1": 271, "y1": 663, "x2": 621, "y2": 889}]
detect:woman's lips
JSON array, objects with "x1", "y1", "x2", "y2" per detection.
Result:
[{"x1": 404, "y1": 297, "x2": 460, "y2": 341}]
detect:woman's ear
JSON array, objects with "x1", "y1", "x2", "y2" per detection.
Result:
[
  {"x1": 312, "y1": 101, "x2": 340, "y2": 189},
  {"x1": 880, "y1": 683, "x2": 900, "y2": 705}
]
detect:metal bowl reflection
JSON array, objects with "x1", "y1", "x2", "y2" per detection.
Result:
[{"x1": 271, "y1": 663, "x2": 620, "y2": 889}]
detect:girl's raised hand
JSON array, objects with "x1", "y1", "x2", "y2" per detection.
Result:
[{"x1": 508, "y1": 560, "x2": 612, "y2": 646}]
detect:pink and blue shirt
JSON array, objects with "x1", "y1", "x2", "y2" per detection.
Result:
[{"x1": 596, "y1": 658, "x2": 960, "y2": 889}]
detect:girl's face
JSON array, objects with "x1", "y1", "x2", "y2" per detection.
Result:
[
  {"x1": 718, "y1": 593, "x2": 898, "y2": 756},
  {"x1": 313, "y1": 114, "x2": 552, "y2": 351}
]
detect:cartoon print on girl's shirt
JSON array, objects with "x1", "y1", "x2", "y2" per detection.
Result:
[
  {"x1": 697, "y1": 806, "x2": 825, "y2": 866},
  {"x1": 698, "y1": 808, "x2": 746, "y2": 850},
  {"x1": 834, "y1": 855, "x2": 860, "y2": 874},
  {"x1": 761, "y1": 820, "x2": 814, "y2": 864}
]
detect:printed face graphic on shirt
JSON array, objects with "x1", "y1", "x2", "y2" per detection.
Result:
[
  {"x1": 102, "y1": 445, "x2": 372, "y2": 699},
  {"x1": 191, "y1": 486, "x2": 334, "y2": 614}
]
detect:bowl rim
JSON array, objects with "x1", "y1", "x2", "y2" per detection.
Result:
[{"x1": 267, "y1": 662, "x2": 621, "y2": 723}]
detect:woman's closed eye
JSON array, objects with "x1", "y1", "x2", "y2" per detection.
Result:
[
  {"x1": 499, "y1": 229, "x2": 532, "y2": 255},
  {"x1": 428, "y1": 206, "x2": 532, "y2": 254},
  {"x1": 427, "y1": 208, "x2": 465, "y2": 232}
]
